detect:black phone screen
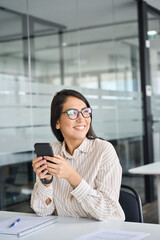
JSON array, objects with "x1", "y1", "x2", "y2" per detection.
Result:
[{"x1": 34, "y1": 143, "x2": 54, "y2": 163}]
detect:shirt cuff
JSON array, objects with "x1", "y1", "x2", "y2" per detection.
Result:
[
  {"x1": 36, "y1": 179, "x2": 53, "y2": 199},
  {"x1": 70, "y1": 178, "x2": 92, "y2": 202}
]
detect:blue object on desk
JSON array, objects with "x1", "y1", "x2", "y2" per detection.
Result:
[{"x1": 10, "y1": 218, "x2": 21, "y2": 228}]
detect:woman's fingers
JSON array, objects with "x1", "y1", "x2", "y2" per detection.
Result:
[
  {"x1": 32, "y1": 155, "x2": 73, "y2": 179},
  {"x1": 34, "y1": 159, "x2": 46, "y2": 169},
  {"x1": 36, "y1": 164, "x2": 47, "y2": 175},
  {"x1": 32, "y1": 156, "x2": 43, "y2": 165},
  {"x1": 45, "y1": 156, "x2": 63, "y2": 171},
  {"x1": 32, "y1": 157, "x2": 43, "y2": 169},
  {"x1": 45, "y1": 156, "x2": 73, "y2": 179},
  {"x1": 44, "y1": 155, "x2": 63, "y2": 164},
  {"x1": 32, "y1": 157, "x2": 48, "y2": 175},
  {"x1": 32, "y1": 156, "x2": 55, "y2": 180},
  {"x1": 38, "y1": 169, "x2": 48, "y2": 179}
]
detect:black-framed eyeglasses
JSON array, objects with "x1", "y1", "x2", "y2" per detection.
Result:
[{"x1": 61, "y1": 107, "x2": 92, "y2": 120}]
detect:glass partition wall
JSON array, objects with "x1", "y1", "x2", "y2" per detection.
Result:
[
  {"x1": 147, "y1": 9, "x2": 160, "y2": 163},
  {"x1": 0, "y1": 0, "x2": 145, "y2": 212},
  {"x1": 146, "y1": 6, "x2": 160, "y2": 204}
]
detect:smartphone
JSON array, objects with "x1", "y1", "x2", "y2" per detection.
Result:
[{"x1": 34, "y1": 143, "x2": 54, "y2": 164}]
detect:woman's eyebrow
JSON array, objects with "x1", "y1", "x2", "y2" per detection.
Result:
[{"x1": 63, "y1": 107, "x2": 87, "y2": 111}]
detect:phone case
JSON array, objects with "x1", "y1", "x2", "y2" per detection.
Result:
[{"x1": 34, "y1": 143, "x2": 54, "y2": 158}]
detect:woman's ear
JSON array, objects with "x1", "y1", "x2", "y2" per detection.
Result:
[{"x1": 56, "y1": 120, "x2": 60, "y2": 129}]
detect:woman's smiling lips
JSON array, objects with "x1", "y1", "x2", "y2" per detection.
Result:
[{"x1": 73, "y1": 125, "x2": 85, "y2": 130}]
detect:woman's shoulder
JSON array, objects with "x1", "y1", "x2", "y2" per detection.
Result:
[
  {"x1": 93, "y1": 138, "x2": 119, "y2": 163},
  {"x1": 94, "y1": 137, "x2": 113, "y2": 149},
  {"x1": 86, "y1": 137, "x2": 115, "y2": 154}
]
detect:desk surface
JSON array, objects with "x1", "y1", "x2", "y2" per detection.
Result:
[
  {"x1": 0, "y1": 211, "x2": 160, "y2": 240},
  {"x1": 129, "y1": 162, "x2": 160, "y2": 175}
]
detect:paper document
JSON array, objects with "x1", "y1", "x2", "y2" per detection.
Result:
[
  {"x1": 0, "y1": 215, "x2": 57, "y2": 237},
  {"x1": 74, "y1": 228, "x2": 150, "y2": 240}
]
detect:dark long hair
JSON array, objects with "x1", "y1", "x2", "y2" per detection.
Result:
[{"x1": 50, "y1": 89, "x2": 97, "y2": 142}]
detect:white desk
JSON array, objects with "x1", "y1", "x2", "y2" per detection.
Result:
[
  {"x1": 1, "y1": 211, "x2": 160, "y2": 240},
  {"x1": 129, "y1": 162, "x2": 160, "y2": 223}
]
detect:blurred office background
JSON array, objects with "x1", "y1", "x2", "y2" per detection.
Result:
[{"x1": 0, "y1": 0, "x2": 160, "y2": 223}]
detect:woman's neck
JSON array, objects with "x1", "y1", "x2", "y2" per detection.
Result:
[{"x1": 65, "y1": 138, "x2": 84, "y2": 155}]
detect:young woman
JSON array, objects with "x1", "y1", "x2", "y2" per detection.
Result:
[{"x1": 31, "y1": 89, "x2": 125, "y2": 221}]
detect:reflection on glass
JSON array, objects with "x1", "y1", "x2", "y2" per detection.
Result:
[
  {"x1": 148, "y1": 12, "x2": 160, "y2": 95},
  {"x1": 0, "y1": 3, "x2": 34, "y2": 211},
  {"x1": 148, "y1": 11, "x2": 160, "y2": 163},
  {"x1": 0, "y1": 0, "x2": 145, "y2": 210}
]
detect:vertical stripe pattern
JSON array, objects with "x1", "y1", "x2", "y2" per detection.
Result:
[{"x1": 31, "y1": 138, "x2": 125, "y2": 221}]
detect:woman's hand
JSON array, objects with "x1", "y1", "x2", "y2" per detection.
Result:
[
  {"x1": 45, "y1": 155, "x2": 82, "y2": 188},
  {"x1": 32, "y1": 156, "x2": 52, "y2": 181}
]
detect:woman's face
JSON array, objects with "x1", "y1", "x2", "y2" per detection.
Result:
[{"x1": 56, "y1": 96, "x2": 91, "y2": 143}]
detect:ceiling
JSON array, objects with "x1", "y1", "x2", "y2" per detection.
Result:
[
  {"x1": 0, "y1": 0, "x2": 159, "y2": 32},
  {"x1": 0, "y1": 0, "x2": 136, "y2": 30},
  {"x1": 0, "y1": 0, "x2": 159, "y2": 81}
]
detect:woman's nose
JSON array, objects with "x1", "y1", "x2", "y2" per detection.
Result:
[{"x1": 76, "y1": 112, "x2": 83, "y2": 121}]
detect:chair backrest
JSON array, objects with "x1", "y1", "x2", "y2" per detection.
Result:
[{"x1": 119, "y1": 184, "x2": 143, "y2": 223}]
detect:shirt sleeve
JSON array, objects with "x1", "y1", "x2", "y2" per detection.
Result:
[
  {"x1": 70, "y1": 143, "x2": 125, "y2": 221},
  {"x1": 30, "y1": 177, "x2": 55, "y2": 216}
]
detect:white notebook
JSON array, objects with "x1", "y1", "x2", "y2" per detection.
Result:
[{"x1": 0, "y1": 215, "x2": 58, "y2": 237}]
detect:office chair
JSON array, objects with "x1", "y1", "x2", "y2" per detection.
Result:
[{"x1": 119, "y1": 184, "x2": 143, "y2": 223}]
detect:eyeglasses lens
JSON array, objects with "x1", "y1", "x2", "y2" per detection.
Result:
[
  {"x1": 67, "y1": 109, "x2": 77, "y2": 119},
  {"x1": 82, "y1": 108, "x2": 92, "y2": 118},
  {"x1": 67, "y1": 108, "x2": 92, "y2": 120}
]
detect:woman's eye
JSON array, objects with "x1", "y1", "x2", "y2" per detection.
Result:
[{"x1": 68, "y1": 110, "x2": 76, "y2": 115}]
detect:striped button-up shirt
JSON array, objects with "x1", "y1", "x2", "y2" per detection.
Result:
[{"x1": 31, "y1": 137, "x2": 125, "y2": 221}]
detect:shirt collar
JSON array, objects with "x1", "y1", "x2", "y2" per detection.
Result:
[{"x1": 61, "y1": 137, "x2": 90, "y2": 159}]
